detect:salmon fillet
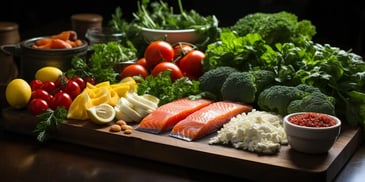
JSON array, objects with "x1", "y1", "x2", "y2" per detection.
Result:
[
  {"x1": 169, "y1": 101, "x2": 253, "y2": 141},
  {"x1": 136, "y1": 98, "x2": 213, "y2": 134}
]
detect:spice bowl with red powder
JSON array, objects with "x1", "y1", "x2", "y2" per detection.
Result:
[{"x1": 283, "y1": 112, "x2": 341, "y2": 154}]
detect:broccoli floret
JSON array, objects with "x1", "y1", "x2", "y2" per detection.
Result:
[
  {"x1": 295, "y1": 83, "x2": 321, "y2": 93},
  {"x1": 199, "y1": 66, "x2": 239, "y2": 99},
  {"x1": 250, "y1": 70, "x2": 276, "y2": 94},
  {"x1": 257, "y1": 85, "x2": 306, "y2": 115},
  {"x1": 221, "y1": 72, "x2": 257, "y2": 103},
  {"x1": 230, "y1": 11, "x2": 316, "y2": 46},
  {"x1": 258, "y1": 84, "x2": 336, "y2": 116},
  {"x1": 287, "y1": 90, "x2": 336, "y2": 115}
]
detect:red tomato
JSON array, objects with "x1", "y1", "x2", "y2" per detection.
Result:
[
  {"x1": 173, "y1": 43, "x2": 194, "y2": 61},
  {"x1": 30, "y1": 79, "x2": 43, "y2": 91},
  {"x1": 31, "y1": 89, "x2": 52, "y2": 105},
  {"x1": 29, "y1": 98, "x2": 49, "y2": 115},
  {"x1": 84, "y1": 76, "x2": 96, "y2": 85},
  {"x1": 71, "y1": 76, "x2": 86, "y2": 90},
  {"x1": 178, "y1": 50, "x2": 205, "y2": 78},
  {"x1": 136, "y1": 57, "x2": 148, "y2": 69},
  {"x1": 120, "y1": 64, "x2": 149, "y2": 79},
  {"x1": 51, "y1": 92, "x2": 72, "y2": 110},
  {"x1": 41, "y1": 80, "x2": 57, "y2": 94},
  {"x1": 151, "y1": 62, "x2": 183, "y2": 81},
  {"x1": 54, "y1": 75, "x2": 69, "y2": 89},
  {"x1": 144, "y1": 41, "x2": 174, "y2": 69},
  {"x1": 62, "y1": 80, "x2": 81, "y2": 99}
]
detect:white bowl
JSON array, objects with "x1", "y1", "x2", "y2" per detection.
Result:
[
  {"x1": 140, "y1": 28, "x2": 200, "y2": 44},
  {"x1": 283, "y1": 112, "x2": 341, "y2": 154}
]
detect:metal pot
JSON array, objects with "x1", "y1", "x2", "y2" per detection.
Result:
[{"x1": 1, "y1": 37, "x2": 88, "y2": 82}]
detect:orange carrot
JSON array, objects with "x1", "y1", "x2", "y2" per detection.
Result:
[
  {"x1": 34, "y1": 38, "x2": 52, "y2": 46},
  {"x1": 51, "y1": 31, "x2": 71, "y2": 41},
  {"x1": 73, "y1": 39, "x2": 83, "y2": 47},
  {"x1": 32, "y1": 30, "x2": 82, "y2": 49},
  {"x1": 50, "y1": 39, "x2": 73, "y2": 49}
]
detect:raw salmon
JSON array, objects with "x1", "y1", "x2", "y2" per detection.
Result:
[
  {"x1": 169, "y1": 101, "x2": 252, "y2": 141},
  {"x1": 136, "y1": 98, "x2": 213, "y2": 134}
]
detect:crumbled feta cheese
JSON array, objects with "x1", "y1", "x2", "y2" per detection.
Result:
[{"x1": 208, "y1": 110, "x2": 287, "y2": 154}]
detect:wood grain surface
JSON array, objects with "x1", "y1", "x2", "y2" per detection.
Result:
[{"x1": 2, "y1": 108, "x2": 362, "y2": 182}]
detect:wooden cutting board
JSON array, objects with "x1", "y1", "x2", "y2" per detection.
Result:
[{"x1": 1, "y1": 108, "x2": 363, "y2": 182}]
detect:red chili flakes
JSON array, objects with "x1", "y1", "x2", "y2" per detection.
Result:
[{"x1": 288, "y1": 112, "x2": 337, "y2": 127}]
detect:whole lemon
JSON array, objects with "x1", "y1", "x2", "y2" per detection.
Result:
[
  {"x1": 5, "y1": 78, "x2": 32, "y2": 109},
  {"x1": 35, "y1": 66, "x2": 63, "y2": 82}
]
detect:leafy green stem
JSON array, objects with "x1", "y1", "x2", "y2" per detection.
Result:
[{"x1": 33, "y1": 107, "x2": 68, "y2": 142}]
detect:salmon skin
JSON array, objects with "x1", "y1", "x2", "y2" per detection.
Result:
[
  {"x1": 169, "y1": 101, "x2": 252, "y2": 141},
  {"x1": 136, "y1": 98, "x2": 213, "y2": 134}
]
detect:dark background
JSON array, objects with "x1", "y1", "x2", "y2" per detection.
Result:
[{"x1": 1, "y1": 0, "x2": 365, "y2": 56}]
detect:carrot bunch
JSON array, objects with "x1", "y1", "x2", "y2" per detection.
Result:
[{"x1": 32, "y1": 30, "x2": 83, "y2": 49}]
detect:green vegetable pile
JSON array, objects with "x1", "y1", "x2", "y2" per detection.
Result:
[
  {"x1": 135, "y1": 70, "x2": 203, "y2": 106},
  {"x1": 230, "y1": 11, "x2": 316, "y2": 47},
  {"x1": 67, "y1": 42, "x2": 137, "y2": 83},
  {"x1": 201, "y1": 11, "x2": 365, "y2": 131}
]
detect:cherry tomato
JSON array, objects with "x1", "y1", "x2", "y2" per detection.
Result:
[
  {"x1": 54, "y1": 75, "x2": 69, "y2": 89},
  {"x1": 120, "y1": 64, "x2": 149, "y2": 79},
  {"x1": 136, "y1": 57, "x2": 148, "y2": 70},
  {"x1": 84, "y1": 76, "x2": 96, "y2": 85},
  {"x1": 30, "y1": 79, "x2": 43, "y2": 91},
  {"x1": 51, "y1": 92, "x2": 72, "y2": 110},
  {"x1": 31, "y1": 89, "x2": 52, "y2": 105},
  {"x1": 151, "y1": 62, "x2": 183, "y2": 81},
  {"x1": 29, "y1": 98, "x2": 49, "y2": 115},
  {"x1": 62, "y1": 80, "x2": 81, "y2": 99},
  {"x1": 178, "y1": 50, "x2": 205, "y2": 78},
  {"x1": 71, "y1": 76, "x2": 86, "y2": 90},
  {"x1": 41, "y1": 80, "x2": 57, "y2": 94},
  {"x1": 144, "y1": 41, "x2": 174, "y2": 69},
  {"x1": 173, "y1": 43, "x2": 194, "y2": 61}
]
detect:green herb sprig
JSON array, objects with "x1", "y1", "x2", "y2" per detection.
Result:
[{"x1": 33, "y1": 107, "x2": 68, "y2": 142}]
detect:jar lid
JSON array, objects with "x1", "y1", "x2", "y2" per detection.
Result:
[
  {"x1": 71, "y1": 13, "x2": 103, "y2": 23},
  {"x1": 0, "y1": 22, "x2": 19, "y2": 32}
]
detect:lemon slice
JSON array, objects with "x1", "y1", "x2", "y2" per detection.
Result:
[{"x1": 87, "y1": 104, "x2": 116, "y2": 125}]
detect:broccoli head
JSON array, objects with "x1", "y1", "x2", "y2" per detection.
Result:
[
  {"x1": 221, "y1": 72, "x2": 257, "y2": 103},
  {"x1": 258, "y1": 84, "x2": 336, "y2": 116},
  {"x1": 257, "y1": 85, "x2": 306, "y2": 115},
  {"x1": 230, "y1": 11, "x2": 316, "y2": 46},
  {"x1": 199, "y1": 66, "x2": 239, "y2": 99},
  {"x1": 287, "y1": 90, "x2": 336, "y2": 116},
  {"x1": 250, "y1": 70, "x2": 276, "y2": 94}
]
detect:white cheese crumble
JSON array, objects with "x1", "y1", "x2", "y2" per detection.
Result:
[{"x1": 208, "y1": 110, "x2": 288, "y2": 154}]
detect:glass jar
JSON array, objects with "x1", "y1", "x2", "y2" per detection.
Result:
[{"x1": 85, "y1": 27, "x2": 125, "y2": 46}]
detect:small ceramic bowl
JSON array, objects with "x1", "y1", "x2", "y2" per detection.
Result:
[
  {"x1": 283, "y1": 112, "x2": 341, "y2": 154},
  {"x1": 140, "y1": 27, "x2": 200, "y2": 44}
]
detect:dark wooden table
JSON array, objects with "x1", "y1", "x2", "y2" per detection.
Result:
[{"x1": 0, "y1": 118, "x2": 364, "y2": 182}]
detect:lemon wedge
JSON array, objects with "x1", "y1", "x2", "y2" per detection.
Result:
[
  {"x1": 87, "y1": 104, "x2": 116, "y2": 125},
  {"x1": 67, "y1": 92, "x2": 91, "y2": 120},
  {"x1": 119, "y1": 76, "x2": 137, "y2": 92}
]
